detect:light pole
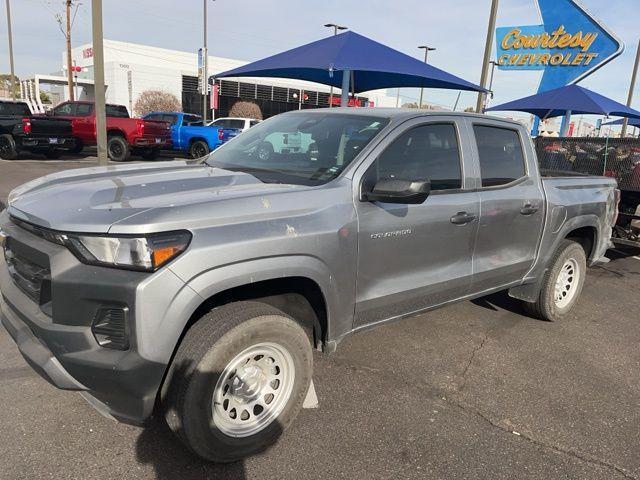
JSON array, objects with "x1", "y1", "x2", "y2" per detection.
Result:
[
  {"x1": 476, "y1": 0, "x2": 499, "y2": 113},
  {"x1": 324, "y1": 23, "x2": 347, "y2": 107},
  {"x1": 5, "y1": 0, "x2": 16, "y2": 100},
  {"x1": 202, "y1": 0, "x2": 209, "y2": 124},
  {"x1": 417, "y1": 45, "x2": 435, "y2": 108},
  {"x1": 622, "y1": 39, "x2": 640, "y2": 138},
  {"x1": 91, "y1": 0, "x2": 107, "y2": 166}
]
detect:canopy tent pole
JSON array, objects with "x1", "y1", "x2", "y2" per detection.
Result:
[
  {"x1": 340, "y1": 69, "x2": 350, "y2": 107},
  {"x1": 560, "y1": 110, "x2": 572, "y2": 136},
  {"x1": 531, "y1": 116, "x2": 541, "y2": 137}
]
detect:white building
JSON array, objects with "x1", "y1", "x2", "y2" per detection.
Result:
[{"x1": 25, "y1": 39, "x2": 396, "y2": 117}]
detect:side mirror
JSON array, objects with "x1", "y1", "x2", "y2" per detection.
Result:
[
  {"x1": 362, "y1": 178, "x2": 431, "y2": 204},
  {"x1": 44, "y1": 109, "x2": 53, "y2": 116}
]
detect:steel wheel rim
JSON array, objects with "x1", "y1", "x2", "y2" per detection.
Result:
[
  {"x1": 554, "y1": 258, "x2": 580, "y2": 308},
  {"x1": 212, "y1": 342, "x2": 295, "y2": 438}
]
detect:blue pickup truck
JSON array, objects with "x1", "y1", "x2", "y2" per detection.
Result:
[{"x1": 143, "y1": 112, "x2": 240, "y2": 158}]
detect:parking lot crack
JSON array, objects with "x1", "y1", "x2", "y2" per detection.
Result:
[
  {"x1": 446, "y1": 397, "x2": 638, "y2": 480},
  {"x1": 458, "y1": 332, "x2": 489, "y2": 391}
]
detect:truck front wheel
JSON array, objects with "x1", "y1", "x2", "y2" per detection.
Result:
[
  {"x1": 523, "y1": 239, "x2": 587, "y2": 321},
  {"x1": 162, "y1": 301, "x2": 313, "y2": 462},
  {"x1": 107, "y1": 135, "x2": 131, "y2": 162}
]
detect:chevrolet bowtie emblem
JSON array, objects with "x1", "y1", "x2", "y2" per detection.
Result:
[{"x1": 0, "y1": 229, "x2": 7, "y2": 248}]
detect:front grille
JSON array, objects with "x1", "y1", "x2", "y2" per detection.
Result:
[{"x1": 3, "y1": 239, "x2": 51, "y2": 305}]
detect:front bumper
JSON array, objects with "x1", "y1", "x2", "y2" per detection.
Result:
[{"x1": 0, "y1": 213, "x2": 193, "y2": 425}]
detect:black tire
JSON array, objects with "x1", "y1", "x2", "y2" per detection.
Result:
[
  {"x1": 188, "y1": 140, "x2": 210, "y2": 159},
  {"x1": 0, "y1": 134, "x2": 18, "y2": 160},
  {"x1": 69, "y1": 139, "x2": 84, "y2": 155},
  {"x1": 523, "y1": 239, "x2": 587, "y2": 321},
  {"x1": 141, "y1": 148, "x2": 160, "y2": 160},
  {"x1": 256, "y1": 142, "x2": 274, "y2": 161},
  {"x1": 107, "y1": 135, "x2": 131, "y2": 162},
  {"x1": 162, "y1": 301, "x2": 313, "y2": 463},
  {"x1": 44, "y1": 149, "x2": 62, "y2": 159}
]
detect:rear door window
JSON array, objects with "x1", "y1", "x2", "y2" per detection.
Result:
[
  {"x1": 0, "y1": 102, "x2": 31, "y2": 116},
  {"x1": 75, "y1": 103, "x2": 93, "y2": 116},
  {"x1": 473, "y1": 125, "x2": 526, "y2": 187},
  {"x1": 161, "y1": 114, "x2": 178, "y2": 125},
  {"x1": 106, "y1": 105, "x2": 129, "y2": 118},
  {"x1": 228, "y1": 120, "x2": 246, "y2": 129}
]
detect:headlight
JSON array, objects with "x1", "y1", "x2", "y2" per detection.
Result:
[{"x1": 65, "y1": 231, "x2": 191, "y2": 271}]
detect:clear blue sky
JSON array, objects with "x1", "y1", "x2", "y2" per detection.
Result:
[{"x1": 1, "y1": 0, "x2": 637, "y2": 118}]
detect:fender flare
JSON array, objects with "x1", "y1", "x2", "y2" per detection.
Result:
[
  {"x1": 509, "y1": 214, "x2": 601, "y2": 302},
  {"x1": 157, "y1": 255, "x2": 341, "y2": 359}
]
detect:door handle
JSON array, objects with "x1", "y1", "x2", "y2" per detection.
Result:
[
  {"x1": 450, "y1": 212, "x2": 476, "y2": 225},
  {"x1": 520, "y1": 204, "x2": 539, "y2": 215}
]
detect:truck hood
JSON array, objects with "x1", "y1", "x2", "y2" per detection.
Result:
[{"x1": 7, "y1": 160, "x2": 304, "y2": 233}]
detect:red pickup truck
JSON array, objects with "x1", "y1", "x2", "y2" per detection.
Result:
[{"x1": 49, "y1": 101, "x2": 171, "y2": 161}]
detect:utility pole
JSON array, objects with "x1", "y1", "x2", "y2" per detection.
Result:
[
  {"x1": 622, "y1": 39, "x2": 640, "y2": 138},
  {"x1": 324, "y1": 23, "x2": 347, "y2": 108},
  {"x1": 202, "y1": 0, "x2": 208, "y2": 124},
  {"x1": 476, "y1": 0, "x2": 499, "y2": 113},
  {"x1": 65, "y1": 0, "x2": 74, "y2": 101},
  {"x1": 92, "y1": 0, "x2": 107, "y2": 166},
  {"x1": 5, "y1": 0, "x2": 16, "y2": 100},
  {"x1": 418, "y1": 45, "x2": 436, "y2": 108}
]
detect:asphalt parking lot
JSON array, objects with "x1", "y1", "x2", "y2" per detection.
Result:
[{"x1": 1, "y1": 158, "x2": 639, "y2": 480}]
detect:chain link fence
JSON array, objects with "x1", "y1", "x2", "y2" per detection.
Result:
[{"x1": 534, "y1": 137, "x2": 640, "y2": 192}]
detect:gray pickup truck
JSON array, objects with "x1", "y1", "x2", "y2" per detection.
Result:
[{"x1": 0, "y1": 109, "x2": 618, "y2": 462}]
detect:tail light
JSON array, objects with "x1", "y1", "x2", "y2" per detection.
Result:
[
  {"x1": 612, "y1": 188, "x2": 621, "y2": 226},
  {"x1": 218, "y1": 129, "x2": 224, "y2": 141},
  {"x1": 136, "y1": 120, "x2": 145, "y2": 136},
  {"x1": 22, "y1": 118, "x2": 32, "y2": 134}
]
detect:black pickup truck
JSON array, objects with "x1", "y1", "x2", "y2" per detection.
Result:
[{"x1": 0, "y1": 100, "x2": 75, "y2": 159}]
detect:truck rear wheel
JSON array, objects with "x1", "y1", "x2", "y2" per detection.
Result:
[
  {"x1": 107, "y1": 135, "x2": 131, "y2": 162},
  {"x1": 0, "y1": 134, "x2": 18, "y2": 160},
  {"x1": 162, "y1": 301, "x2": 313, "y2": 463},
  {"x1": 523, "y1": 239, "x2": 586, "y2": 321},
  {"x1": 188, "y1": 140, "x2": 210, "y2": 159}
]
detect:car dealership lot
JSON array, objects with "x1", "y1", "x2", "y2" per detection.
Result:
[{"x1": 1, "y1": 159, "x2": 639, "y2": 480}]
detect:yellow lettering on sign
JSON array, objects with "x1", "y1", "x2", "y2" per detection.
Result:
[
  {"x1": 572, "y1": 53, "x2": 585, "y2": 65},
  {"x1": 550, "y1": 53, "x2": 564, "y2": 65}
]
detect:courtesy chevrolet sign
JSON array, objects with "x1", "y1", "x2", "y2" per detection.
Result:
[
  {"x1": 498, "y1": 25, "x2": 599, "y2": 68},
  {"x1": 495, "y1": 0, "x2": 623, "y2": 93}
]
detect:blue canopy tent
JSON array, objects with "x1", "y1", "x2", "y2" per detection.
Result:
[
  {"x1": 214, "y1": 31, "x2": 485, "y2": 107},
  {"x1": 602, "y1": 118, "x2": 640, "y2": 127},
  {"x1": 486, "y1": 84, "x2": 640, "y2": 136}
]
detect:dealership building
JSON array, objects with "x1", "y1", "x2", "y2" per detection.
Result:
[{"x1": 24, "y1": 40, "x2": 396, "y2": 118}]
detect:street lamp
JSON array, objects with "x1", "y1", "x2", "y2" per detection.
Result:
[
  {"x1": 417, "y1": 45, "x2": 436, "y2": 108},
  {"x1": 324, "y1": 23, "x2": 347, "y2": 107}
]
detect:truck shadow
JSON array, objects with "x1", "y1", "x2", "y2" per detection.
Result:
[
  {"x1": 135, "y1": 359, "x2": 284, "y2": 479},
  {"x1": 470, "y1": 291, "x2": 527, "y2": 316}
]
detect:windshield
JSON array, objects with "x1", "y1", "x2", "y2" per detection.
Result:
[{"x1": 204, "y1": 112, "x2": 389, "y2": 186}]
